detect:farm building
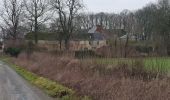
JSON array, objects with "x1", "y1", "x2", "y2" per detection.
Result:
[
  {"x1": 69, "y1": 25, "x2": 108, "y2": 51},
  {"x1": 120, "y1": 34, "x2": 137, "y2": 41},
  {"x1": 120, "y1": 33, "x2": 145, "y2": 41},
  {"x1": 36, "y1": 25, "x2": 108, "y2": 51}
]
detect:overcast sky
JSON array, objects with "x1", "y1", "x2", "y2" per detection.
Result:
[
  {"x1": 84, "y1": 0, "x2": 157, "y2": 13},
  {"x1": 0, "y1": 0, "x2": 158, "y2": 14}
]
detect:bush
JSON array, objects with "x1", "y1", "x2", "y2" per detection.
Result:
[
  {"x1": 75, "y1": 50, "x2": 101, "y2": 59},
  {"x1": 4, "y1": 47, "x2": 22, "y2": 57}
]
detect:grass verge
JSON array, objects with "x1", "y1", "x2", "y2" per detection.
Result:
[{"x1": 1, "y1": 57, "x2": 90, "y2": 100}]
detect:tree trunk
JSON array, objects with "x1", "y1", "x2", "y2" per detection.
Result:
[
  {"x1": 34, "y1": 17, "x2": 38, "y2": 44},
  {"x1": 59, "y1": 40, "x2": 62, "y2": 50},
  {"x1": 124, "y1": 35, "x2": 129, "y2": 58},
  {"x1": 34, "y1": 1, "x2": 38, "y2": 44},
  {"x1": 65, "y1": 39, "x2": 69, "y2": 50}
]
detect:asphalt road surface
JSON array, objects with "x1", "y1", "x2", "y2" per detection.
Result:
[{"x1": 0, "y1": 61, "x2": 53, "y2": 100}]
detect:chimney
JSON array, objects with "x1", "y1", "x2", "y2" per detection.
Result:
[{"x1": 96, "y1": 25, "x2": 103, "y2": 33}]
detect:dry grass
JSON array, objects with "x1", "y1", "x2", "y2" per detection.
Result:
[{"x1": 12, "y1": 52, "x2": 170, "y2": 100}]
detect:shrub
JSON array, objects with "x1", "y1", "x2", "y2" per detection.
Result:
[{"x1": 4, "y1": 47, "x2": 22, "y2": 57}]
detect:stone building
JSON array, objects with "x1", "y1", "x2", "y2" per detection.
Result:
[{"x1": 37, "y1": 25, "x2": 108, "y2": 51}]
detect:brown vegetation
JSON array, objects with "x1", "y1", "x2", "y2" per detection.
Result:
[
  {"x1": 96, "y1": 45, "x2": 143, "y2": 58},
  {"x1": 12, "y1": 52, "x2": 170, "y2": 100}
]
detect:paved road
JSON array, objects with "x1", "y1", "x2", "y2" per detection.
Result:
[{"x1": 0, "y1": 61, "x2": 53, "y2": 100}]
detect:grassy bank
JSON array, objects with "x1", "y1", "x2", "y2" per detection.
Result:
[{"x1": 1, "y1": 57, "x2": 90, "y2": 100}]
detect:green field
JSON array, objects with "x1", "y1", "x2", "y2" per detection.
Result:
[{"x1": 86, "y1": 57, "x2": 170, "y2": 73}]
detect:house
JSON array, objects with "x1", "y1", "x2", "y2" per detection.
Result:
[
  {"x1": 120, "y1": 34, "x2": 143, "y2": 41},
  {"x1": 69, "y1": 25, "x2": 107, "y2": 50},
  {"x1": 120, "y1": 33, "x2": 146, "y2": 41},
  {"x1": 36, "y1": 25, "x2": 108, "y2": 51},
  {"x1": 87, "y1": 25, "x2": 107, "y2": 49},
  {"x1": 120, "y1": 34, "x2": 138, "y2": 41}
]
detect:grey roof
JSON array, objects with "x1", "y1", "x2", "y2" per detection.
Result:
[
  {"x1": 120, "y1": 34, "x2": 127, "y2": 39},
  {"x1": 120, "y1": 34, "x2": 137, "y2": 40},
  {"x1": 90, "y1": 32, "x2": 105, "y2": 40},
  {"x1": 88, "y1": 26, "x2": 106, "y2": 40},
  {"x1": 88, "y1": 26, "x2": 97, "y2": 33}
]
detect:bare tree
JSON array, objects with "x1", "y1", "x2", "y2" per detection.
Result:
[
  {"x1": 50, "y1": 0, "x2": 84, "y2": 49},
  {"x1": 75, "y1": 13, "x2": 90, "y2": 30},
  {"x1": 23, "y1": 0, "x2": 50, "y2": 44},
  {"x1": 0, "y1": 0, "x2": 24, "y2": 40},
  {"x1": 119, "y1": 10, "x2": 136, "y2": 57}
]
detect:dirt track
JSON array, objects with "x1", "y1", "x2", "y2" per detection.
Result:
[{"x1": 0, "y1": 61, "x2": 53, "y2": 100}]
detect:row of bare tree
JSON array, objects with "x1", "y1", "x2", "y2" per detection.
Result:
[
  {"x1": 74, "y1": 0, "x2": 170, "y2": 55},
  {"x1": 0, "y1": 0, "x2": 83, "y2": 47},
  {"x1": 0, "y1": 0, "x2": 170, "y2": 53}
]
